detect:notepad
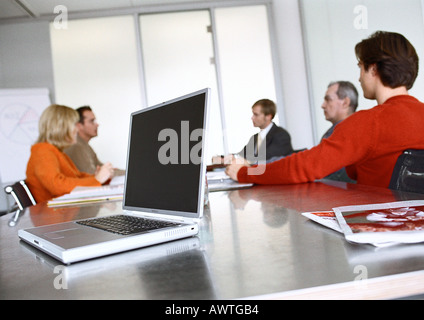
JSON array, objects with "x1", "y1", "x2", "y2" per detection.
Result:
[{"x1": 47, "y1": 184, "x2": 124, "y2": 207}]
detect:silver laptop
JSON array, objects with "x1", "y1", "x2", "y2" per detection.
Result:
[{"x1": 18, "y1": 88, "x2": 210, "y2": 264}]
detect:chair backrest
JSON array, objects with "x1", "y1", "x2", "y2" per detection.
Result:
[
  {"x1": 389, "y1": 149, "x2": 424, "y2": 194},
  {"x1": 4, "y1": 180, "x2": 36, "y2": 211}
]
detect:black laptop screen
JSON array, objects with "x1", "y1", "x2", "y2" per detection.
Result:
[{"x1": 123, "y1": 90, "x2": 208, "y2": 217}]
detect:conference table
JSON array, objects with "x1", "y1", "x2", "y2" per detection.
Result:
[{"x1": 1, "y1": 179, "x2": 424, "y2": 300}]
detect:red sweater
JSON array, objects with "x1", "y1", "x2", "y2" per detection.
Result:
[
  {"x1": 237, "y1": 95, "x2": 424, "y2": 188},
  {"x1": 26, "y1": 142, "x2": 101, "y2": 203}
]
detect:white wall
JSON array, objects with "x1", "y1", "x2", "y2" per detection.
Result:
[
  {"x1": 50, "y1": 16, "x2": 143, "y2": 170},
  {"x1": 300, "y1": 0, "x2": 424, "y2": 142},
  {"x1": 3, "y1": 0, "x2": 423, "y2": 175},
  {"x1": 272, "y1": 0, "x2": 315, "y2": 150},
  {"x1": 0, "y1": 21, "x2": 55, "y2": 184},
  {"x1": 0, "y1": 1, "x2": 316, "y2": 165},
  {"x1": 0, "y1": 21, "x2": 55, "y2": 100}
]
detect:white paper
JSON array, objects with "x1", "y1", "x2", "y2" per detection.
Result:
[
  {"x1": 206, "y1": 170, "x2": 230, "y2": 181},
  {"x1": 47, "y1": 184, "x2": 124, "y2": 206},
  {"x1": 302, "y1": 211, "x2": 342, "y2": 233}
]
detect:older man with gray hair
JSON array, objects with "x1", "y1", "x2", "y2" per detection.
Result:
[
  {"x1": 320, "y1": 80, "x2": 359, "y2": 182},
  {"x1": 321, "y1": 81, "x2": 359, "y2": 140}
]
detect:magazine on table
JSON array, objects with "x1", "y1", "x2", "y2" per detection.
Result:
[
  {"x1": 302, "y1": 200, "x2": 424, "y2": 246},
  {"x1": 333, "y1": 200, "x2": 424, "y2": 245},
  {"x1": 301, "y1": 211, "x2": 342, "y2": 233}
]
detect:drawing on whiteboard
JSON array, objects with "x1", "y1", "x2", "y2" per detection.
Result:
[
  {"x1": 0, "y1": 103, "x2": 39, "y2": 145},
  {"x1": 0, "y1": 88, "x2": 50, "y2": 183}
]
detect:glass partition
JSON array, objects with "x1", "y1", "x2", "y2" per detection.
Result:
[
  {"x1": 50, "y1": 4, "x2": 281, "y2": 165},
  {"x1": 50, "y1": 16, "x2": 142, "y2": 169}
]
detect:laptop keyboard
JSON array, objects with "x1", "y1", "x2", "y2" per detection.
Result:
[{"x1": 76, "y1": 215, "x2": 180, "y2": 235}]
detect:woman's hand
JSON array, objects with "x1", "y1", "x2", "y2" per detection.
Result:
[{"x1": 95, "y1": 162, "x2": 114, "y2": 184}]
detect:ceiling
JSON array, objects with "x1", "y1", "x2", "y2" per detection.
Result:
[{"x1": 0, "y1": 0, "x2": 223, "y2": 21}]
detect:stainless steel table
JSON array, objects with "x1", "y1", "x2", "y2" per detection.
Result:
[{"x1": 2, "y1": 180, "x2": 424, "y2": 300}]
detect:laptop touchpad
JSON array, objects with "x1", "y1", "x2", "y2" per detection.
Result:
[{"x1": 44, "y1": 228, "x2": 85, "y2": 239}]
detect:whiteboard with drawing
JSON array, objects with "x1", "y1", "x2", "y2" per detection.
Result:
[{"x1": 0, "y1": 88, "x2": 50, "y2": 183}]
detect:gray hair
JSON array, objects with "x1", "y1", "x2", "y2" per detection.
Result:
[{"x1": 328, "y1": 81, "x2": 359, "y2": 112}]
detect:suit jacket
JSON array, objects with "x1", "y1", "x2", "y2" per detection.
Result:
[{"x1": 238, "y1": 123, "x2": 294, "y2": 164}]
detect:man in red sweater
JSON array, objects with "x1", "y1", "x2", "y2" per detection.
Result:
[{"x1": 226, "y1": 31, "x2": 424, "y2": 189}]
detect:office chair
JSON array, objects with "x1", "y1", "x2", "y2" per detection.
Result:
[
  {"x1": 4, "y1": 180, "x2": 36, "y2": 214},
  {"x1": 389, "y1": 149, "x2": 424, "y2": 194}
]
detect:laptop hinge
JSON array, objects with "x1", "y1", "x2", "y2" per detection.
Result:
[{"x1": 124, "y1": 210, "x2": 198, "y2": 224}]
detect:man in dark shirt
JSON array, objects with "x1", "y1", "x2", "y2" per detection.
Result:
[{"x1": 321, "y1": 81, "x2": 358, "y2": 182}]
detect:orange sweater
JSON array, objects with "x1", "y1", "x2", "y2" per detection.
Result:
[
  {"x1": 237, "y1": 95, "x2": 424, "y2": 188},
  {"x1": 26, "y1": 142, "x2": 101, "y2": 203}
]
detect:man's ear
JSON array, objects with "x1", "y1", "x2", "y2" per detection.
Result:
[
  {"x1": 342, "y1": 97, "x2": 351, "y2": 108},
  {"x1": 76, "y1": 122, "x2": 84, "y2": 130},
  {"x1": 369, "y1": 63, "x2": 378, "y2": 77},
  {"x1": 265, "y1": 114, "x2": 273, "y2": 122}
]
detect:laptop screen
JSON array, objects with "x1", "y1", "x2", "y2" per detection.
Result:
[{"x1": 123, "y1": 89, "x2": 210, "y2": 219}]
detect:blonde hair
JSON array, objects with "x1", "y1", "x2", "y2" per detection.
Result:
[{"x1": 36, "y1": 104, "x2": 79, "y2": 151}]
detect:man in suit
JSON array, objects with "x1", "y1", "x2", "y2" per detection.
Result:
[{"x1": 213, "y1": 99, "x2": 294, "y2": 165}]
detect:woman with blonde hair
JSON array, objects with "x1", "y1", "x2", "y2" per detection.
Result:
[{"x1": 26, "y1": 104, "x2": 114, "y2": 203}]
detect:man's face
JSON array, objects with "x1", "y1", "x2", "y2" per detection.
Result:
[
  {"x1": 251, "y1": 105, "x2": 272, "y2": 129},
  {"x1": 78, "y1": 110, "x2": 98, "y2": 139},
  {"x1": 322, "y1": 84, "x2": 345, "y2": 124}
]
